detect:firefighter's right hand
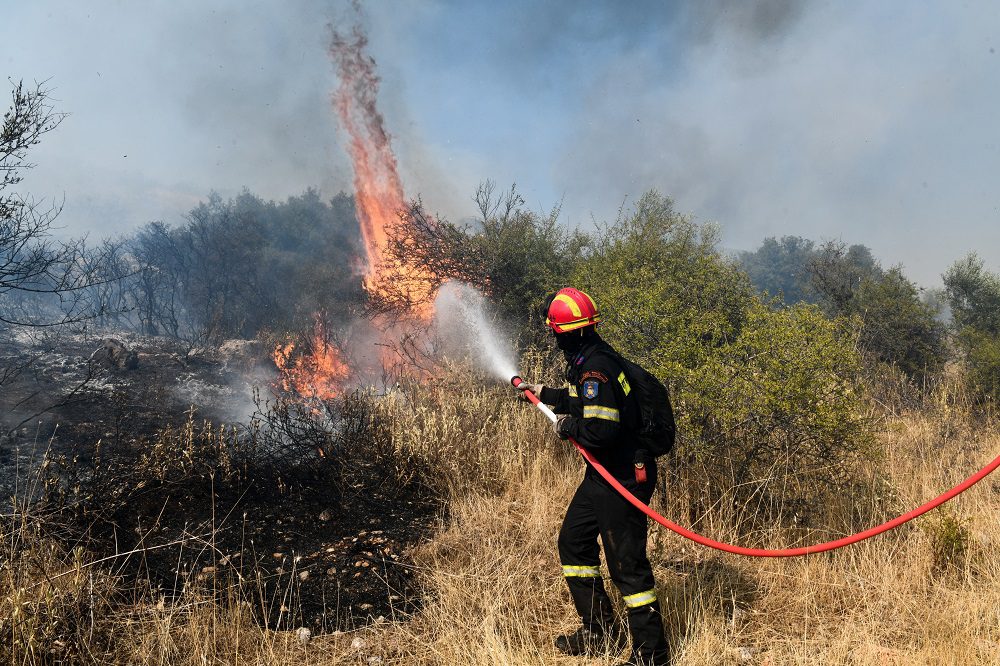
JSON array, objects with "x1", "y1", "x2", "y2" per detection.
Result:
[{"x1": 515, "y1": 382, "x2": 544, "y2": 401}]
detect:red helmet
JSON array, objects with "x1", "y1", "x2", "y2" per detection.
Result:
[{"x1": 546, "y1": 287, "x2": 601, "y2": 334}]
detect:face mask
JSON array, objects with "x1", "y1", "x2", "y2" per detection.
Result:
[{"x1": 553, "y1": 330, "x2": 586, "y2": 360}]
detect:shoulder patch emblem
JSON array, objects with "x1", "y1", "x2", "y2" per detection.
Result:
[
  {"x1": 581, "y1": 370, "x2": 609, "y2": 383},
  {"x1": 583, "y1": 380, "x2": 599, "y2": 399}
]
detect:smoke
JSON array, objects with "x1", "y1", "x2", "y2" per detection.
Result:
[
  {"x1": 3, "y1": 0, "x2": 357, "y2": 238},
  {"x1": 547, "y1": 2, "x2": 1000, "y2": 284},
  {"x1": 433, "y1": 282, "x2": 518, "y2": 383}
]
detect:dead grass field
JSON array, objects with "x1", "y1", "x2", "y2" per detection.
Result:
[{"x1": 4, "y1": 364, "x2": 1000, "y2": 665}]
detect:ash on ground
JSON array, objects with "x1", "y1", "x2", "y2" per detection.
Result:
[{"x1": 1, "y1": 333, "x2": 441, "y2": 631}]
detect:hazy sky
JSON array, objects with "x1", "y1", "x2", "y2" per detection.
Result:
[{"x1": 4, "y1": 1, "x2": 999, "y2": 286}]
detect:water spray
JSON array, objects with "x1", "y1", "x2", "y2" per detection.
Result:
[{"x1": 434, "y1": 282, "x2": 517, "y2": 381}]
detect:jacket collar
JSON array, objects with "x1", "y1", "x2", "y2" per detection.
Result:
[{"x1": 566, "y1": 333, "x2": 607, "y2": 377}]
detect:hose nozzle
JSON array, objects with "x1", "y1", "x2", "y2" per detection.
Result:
[{"x1": 510, "y1": 375, "x2": 523, "y2": 388}]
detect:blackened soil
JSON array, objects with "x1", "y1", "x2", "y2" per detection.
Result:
[
  {"x1": 0, "y1": 334, "x2": 261, "y2": 461},
  {"x1": 122, "y1": 456, "x2": 440, "y2": 631},
  {"x1": 3, "y1": 334, "x2": 442, "y2": 631}
]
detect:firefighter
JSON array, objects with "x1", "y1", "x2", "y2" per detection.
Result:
[{"x1": 516, "y1": 287, "x2": 671, "y2": 666}]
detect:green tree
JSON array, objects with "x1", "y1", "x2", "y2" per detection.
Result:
[
  {"x1": 943, "y1": 253, "x2": 1000, "y2": 335},
  {"x1": 943, "y1": 254, "x2": 1000, "y2": 401},
  {"x1": 850, "y1": 268, "x2": 946, "y2": 382},
  {"x1": 571, "y1": 192, "x2": 874, "y2": 519},
  {"x1": 802, "y1": 241, "x2": 944, "y2": 383},
  {"x1": 806, "y1": 240, "x2": 883, "y2": 315},
  {"x1": 738, "y1": 235, "x2": 818, "y2": 304}
]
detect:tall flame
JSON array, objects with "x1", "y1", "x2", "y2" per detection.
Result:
[{"x1": 330, "y1": 26, "x2": 435, "y2": 318}]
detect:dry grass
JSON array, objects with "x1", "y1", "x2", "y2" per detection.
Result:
[{"x1": 4, "y1": 363, "x2": 1000, "y2": 665}]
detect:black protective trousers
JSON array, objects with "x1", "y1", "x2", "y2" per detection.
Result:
[{"x1": 558, "y1": 468, "x2": 670, "y2": 662}]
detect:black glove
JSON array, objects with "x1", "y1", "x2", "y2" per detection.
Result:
[
  {"x1": 515, "y1": 381, "x2": 545, "y2": 402},
  {"x1": 554, "y1": 414, "x2": 572, "y2": 440}
]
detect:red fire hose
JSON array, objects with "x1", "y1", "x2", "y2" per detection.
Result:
[{"x1": 512, "y1": 376, "x2": 1000, "y2": 557}]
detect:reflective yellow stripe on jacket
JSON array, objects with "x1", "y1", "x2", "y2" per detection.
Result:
[
  {"x1": 583, "y1": 405, "x2": 620, "y2": 422},
  {"x1": 568, "y1": 385, "x2": 578, "y2": 397},
  {"x1": 617, "y1": 371, "x2": 631, "y2": 395},
  {"x1": 622, "y1": 588, "x2": 657, "y2": 608},
  {"x1": 562, "y1": 565, "x2": 601, "y2": 578}
]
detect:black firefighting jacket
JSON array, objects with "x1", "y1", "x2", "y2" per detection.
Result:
[{"x1": 539, "y1": 336, "x2": 648, "y2": 481}]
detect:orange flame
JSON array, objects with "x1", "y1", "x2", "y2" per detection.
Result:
[
  {"x1": 330, "y1": 26, "x2": 436, "y2": 319},
  {"x1": 272, "y1": 318, "x2": 350, "y2": 401}
]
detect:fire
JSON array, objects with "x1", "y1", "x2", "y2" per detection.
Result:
[
  {"x1": 274, "y1": 22, "x2": 440, "y2": 400},
  {"x1": 272, "y1": 317, "x2": 350, "y2": 401},
  {"x1": 330, "y1": 26, "x2": 436, "y2": 319}
]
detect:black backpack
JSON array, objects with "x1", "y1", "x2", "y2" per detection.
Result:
[{"x1": 596, "y1": 349, "x2": 676, "y2": 457}]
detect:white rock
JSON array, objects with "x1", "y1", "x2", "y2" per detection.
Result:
[
  {"x1": 296, "y1": 627, "x2": 312, "y2": 645},
  {"x1": 737, "y1": 646, "x2": 753, "y2": 662},
  {"x1": 351, "y1": 637, "x2": 367, "y2": 651}
]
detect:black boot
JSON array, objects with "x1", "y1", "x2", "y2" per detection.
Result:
[{"x1": 554, "y1": 624, "x2": 625, "y2": 656}]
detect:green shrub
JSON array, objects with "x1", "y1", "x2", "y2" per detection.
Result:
[
  {"x1": 958, "y1": 328, "x2": 1000, "y2": 403},
  {"x1": 572, "y1": 191, "x2": 753, "y2": 376},
  {"x1": 572, "y1": 191, "x2": 875, "y2": 521},
  {"x1": 687, "y1": 302, "x2": 874, "y2": 507},
  {"x1": 921, "y1": 510, "x2": 970, "y2": 572}
]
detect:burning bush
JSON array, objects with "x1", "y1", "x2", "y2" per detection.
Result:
[{"x1": 381, "y1": 182, "x2": 589, "y2": 327}]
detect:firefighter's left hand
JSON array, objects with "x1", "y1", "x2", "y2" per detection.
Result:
[{"x1": 554, "y1": 414, "x2": 572, "y2": 439}]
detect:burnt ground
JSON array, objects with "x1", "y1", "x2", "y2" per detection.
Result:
[
  {"x1": 0, "y1": 333, "x2": 263, "y2": 465},
  {"x1": 107, "y1": 451, "x2": 440, "y2": 632},
  {"x1": 1, "y1": 333, "x2": 442, "y2": 631}
]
